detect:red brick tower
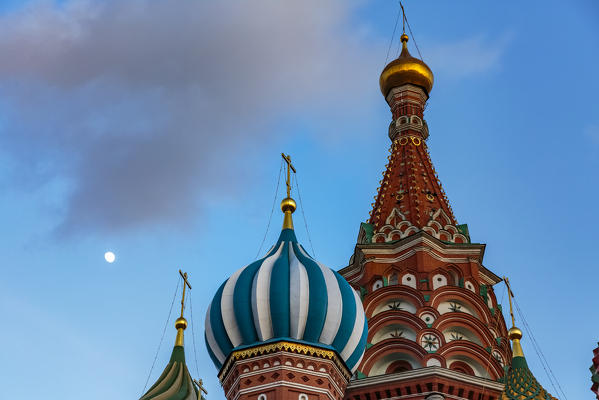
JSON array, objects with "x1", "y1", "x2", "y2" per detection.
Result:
[{"x1": 340, "y1": 34, "x2": 511, "y2": 400}]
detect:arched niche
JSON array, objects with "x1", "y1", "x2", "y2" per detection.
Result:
[
  {"x1": 446, "y1": 355, "x2": 490, "y2": 378},
  {"x1": 437, "y1": 299, "x2": 478, "y2": 318},
  {"x1": 388, "y1": 272, "x2": 399, "y2": 286},
  {"x1": 401, "y1": 273, "x2": 417, "y2": 289},
  {"x1": 368, "y1": 352, "x2": 422, "y2": 376},
  {"x1": 371, "y1": 323, "x2": 417, "y2": 345},
  {"x1": 372, "y1": 297, "x2": 417, "y2": 316},
  {"x1": 442, "y1": 326, "x2": 483, "y2": 346},
  {"x1": 372, "y1": 278, "x2": 384, "y2": 292},
  {"x1": 432, "y1": 273, "x2": 448, "y2": 290},
  {"x1": 385, "y1": 359, "x2": 413, "y2": 374}
]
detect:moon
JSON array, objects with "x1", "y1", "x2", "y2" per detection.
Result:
[{"x1": 104, "y1": 251, "x2": 116, "y2": 263}]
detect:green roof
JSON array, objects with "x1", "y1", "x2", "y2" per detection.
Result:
[
  {"x1": 502, "y1": 355, "x2": 558, "y2": 400},
  {"x1": 140, "y1": 346, "x2": 203, "y2": 400}
]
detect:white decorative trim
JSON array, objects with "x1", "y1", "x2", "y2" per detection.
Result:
[
  {"x1": 372, "y1": 208, "x2": 467, "y2": 245},
  {"x1": 346, "y1": 366, "x2": 504, "y2": 391}
]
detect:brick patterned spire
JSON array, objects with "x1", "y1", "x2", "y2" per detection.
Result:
[
  {"x1": 368, "y1": 84, "x2": 458, "y2": 240},
  {"x1": 368, "y1": 35, "x2": 463, "y2": 244}
]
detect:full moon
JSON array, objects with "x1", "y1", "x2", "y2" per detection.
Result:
[{"x1": 104, "y1": 251, "x2": 116, "y2": 263}]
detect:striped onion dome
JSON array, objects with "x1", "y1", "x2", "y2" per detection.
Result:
[{"x1": 204, "y1": 203, "x2": 368, "y2": 373}]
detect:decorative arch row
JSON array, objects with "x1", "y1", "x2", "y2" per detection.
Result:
[
  {"x1": 363, "y1": 285, "x2": 502, "y2": 334},
  {"x1": 364, "y1": 264, "x2": 497, "y2": 311},
  {"x1": 357, "y1": 338, "x2": 505, "y2": 380}
]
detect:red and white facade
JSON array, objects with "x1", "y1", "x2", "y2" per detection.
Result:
[{"x1": 340, "y1": 83, "x2": 511, "y2": 400}]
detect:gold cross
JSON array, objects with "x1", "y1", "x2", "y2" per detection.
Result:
[
  {"x1": 179, "y1": 269, "x2": 192, "y2": 319},
  {"x1": 281, "y1": 153, "x2": 296, "y2": 198},
  {"x1": 194, "y1": 378, "x2": 208, "y2": 399},
  {"x1": 503, "y1": 276, "x2": 516, "y2": 327}
]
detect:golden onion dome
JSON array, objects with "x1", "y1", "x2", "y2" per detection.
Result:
[{"x1": 380, "y1": 33, "x2": 434, "y2": 97}]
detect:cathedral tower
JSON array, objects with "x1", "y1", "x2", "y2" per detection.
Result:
[
  {"x1": 204, "y1": 155, "x2": 368, "y2": 400},
  {"x1": 340, "y1": 33, "x2": 512, "y2": 400}
]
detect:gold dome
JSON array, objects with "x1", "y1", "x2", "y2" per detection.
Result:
[
  {"x1": 508, "y1": 326, "x2": 522, "y2": 341},
  {"x1": 175, "y1": 317, "x2": 188, "y2": 330},
  {"x1": 281, "y1": 197, "x2": 297, "y2": 213},
  {"x1": 380, "y1": 33, "x2": 434, "y2": 97}
]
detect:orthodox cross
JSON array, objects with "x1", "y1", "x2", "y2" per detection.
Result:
[
  {"x1": 281, "y1": 153, "x2": 296, "y2": 198},
  {"x1": 179, "y1": 269, "x2": 192, "y2": 318},
  {"x1": 400, "y1": 1, "x2": 406, "y2": 34},
  {"x1": 504, "y1": 276, "x2": 516, "y2": 327},
  {"x1": 193, "y1": 378, "x2": 208, "y2": 399}
]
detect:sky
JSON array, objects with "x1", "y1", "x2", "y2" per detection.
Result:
[{"x1": 0, "y1": 0, "x2": 597, "y2": 399}]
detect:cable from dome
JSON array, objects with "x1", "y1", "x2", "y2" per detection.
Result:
[
  {"x1": 189, "y1": 288, "x2": 200, "y2": 378},
  {"x1": 514, "y1": 298, "x2": 569, "y2": 400},
  {"x1": 256, "y1": 159, "x2": 284, "y2": 259},
  {"x1": 141, "y1": 278, "x2": 180, "y2": 395},
  {"x1": 384, "y1": 2, "x2": 402, "y2": 67},
  {"x1": 294, "y1": 172, "x2": 316, "y2": 257}
]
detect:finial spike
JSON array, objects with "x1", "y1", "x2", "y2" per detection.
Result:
[
  {"x1": 504, "y1": 276, "x2": 516, "y2": 328},
  {"x1": 504, "y1": 276, "x2": 525, "y2": 358},
  {"x1": 175, "y1": 270, "x2": 192, "y2": 347},
  {"x1": 280, "y1": 153, "x2": 297, "y2": 230},
  {"x1": 400, "y1": 1, "x2": 406, "y2": 34}
]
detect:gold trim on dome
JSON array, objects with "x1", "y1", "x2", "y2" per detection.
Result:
[{"x1": 218, "y1": 341, "x2": 351, "y2": 381}]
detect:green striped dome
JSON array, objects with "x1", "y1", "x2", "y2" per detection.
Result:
[{"x1": 140, "y1": 346, "x2": 203, "y2": 400}]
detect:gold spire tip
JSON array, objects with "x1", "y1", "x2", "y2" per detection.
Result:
[
  {"x1": 175, "y1": 270, "x2": 192, "y2": 347},
  {"x1": 504, "y1": 276, "x2": 524, "y2": 358},
  {"x1": 281, "y1": 153, "x2": 297, "y2": 230}
]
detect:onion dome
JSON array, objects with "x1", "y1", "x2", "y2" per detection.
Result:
[
  {"x1": 204, "y1": 193, "x2": 368, "y2": 374},
  {"x1": 501, "y1": 327, "x2": 558, "y2": 400},
  {"x1": 380, "y1": 33, "x2": 434, "y2": 97},
  {"x1": 141, "y1": 272, "x2": 207, "y2": 400}
]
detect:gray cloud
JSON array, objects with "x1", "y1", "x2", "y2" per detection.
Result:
[{"x1": 0, "y1": 0, "x2": 377, "y2": 235}]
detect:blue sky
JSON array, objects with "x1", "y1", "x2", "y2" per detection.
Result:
[{"x1": 0, "y1": 1, "x2": 597, "y2": 399}]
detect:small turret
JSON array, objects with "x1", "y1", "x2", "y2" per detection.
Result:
[{"x1": 140, "y1": 271, "x2": 207, "y2": 400}]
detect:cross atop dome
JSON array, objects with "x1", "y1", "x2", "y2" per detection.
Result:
[
  {"x1": 281, "y1": 152, "x2": 297, "y2": 230},
  {"x1": 140, "y1": 270, "x2": 207, "y2": 400}
]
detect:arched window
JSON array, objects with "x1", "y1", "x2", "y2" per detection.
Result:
[
  {"x1": 389, "y1": 273, "x2": 398, "y2": 285},
  {"x1": 402, "y1": 273, "x2": 416, "y2": 289},
  {"x1": 385, "y1": 360, "x2": 413, "y2": 374},
  {"x1": 258, "y1": 395, "x2": 267, "y2": 400},
  {"x1": 299, "y1": 395, "x2": 309, "y2": 400},
  {"x1": 449, "y1": 361, "x2": 475, "y2": 376},
  {"x1": 432, "y1": 274, "x2": 447, "y2": 290}
]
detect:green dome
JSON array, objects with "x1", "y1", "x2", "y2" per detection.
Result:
[
  {"x1": 140, "y1": 346, "x2": 204, "y2": 400},
  {"x1": 501, "y1": 327, "x2": 557, "y2": 400}
]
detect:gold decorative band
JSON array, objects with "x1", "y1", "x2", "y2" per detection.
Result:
[
  {"x1": 218, "y1": 341, "x2": 351, "y2": 381},
  {"x1": 397, "y1": 136, "x2": 422, "y2": 146}
]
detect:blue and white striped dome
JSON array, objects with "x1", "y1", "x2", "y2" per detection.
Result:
[{"x1": 204, "y1": 228, "x2": 367, "y2": 373}]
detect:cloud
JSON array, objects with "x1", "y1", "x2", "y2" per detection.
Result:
[
  {"x1": 0, "y1": 0, "x2": 377, "y2": 235},
  {"x1": 424, "y1": 32, "x2": 513, "y2": 79}
]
